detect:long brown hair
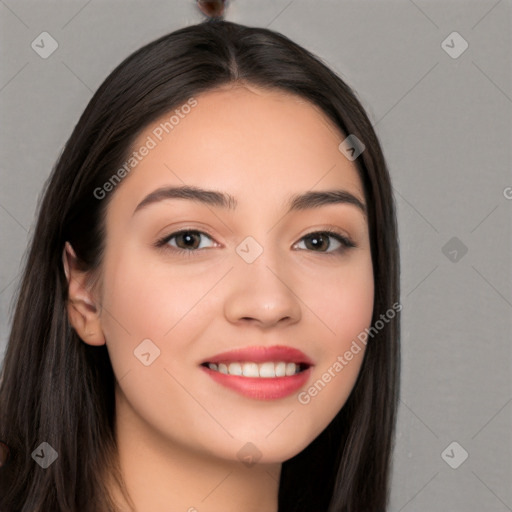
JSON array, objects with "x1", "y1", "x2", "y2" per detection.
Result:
[{"x1": 0, "y1": 19, "x2": 400, "y2": 511}]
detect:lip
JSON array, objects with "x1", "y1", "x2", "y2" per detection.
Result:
[
  {"x1": 200, "y1": 345, "x2": 314, "y2": 400},
  {"x1": 201, "y1": 345, "x2": 314, "y2": 365},
  {"x1": 200, "y1": 365, "x2": 312, "y2": 400}
]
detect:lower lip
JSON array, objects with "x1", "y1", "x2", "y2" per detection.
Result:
[{"x1": 200, "y1": 365, "x2": 312, "y2": 400}]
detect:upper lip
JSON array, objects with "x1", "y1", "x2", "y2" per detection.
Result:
[{"x1": 201, "y1": 345, "x2": 314, "y2": 366}]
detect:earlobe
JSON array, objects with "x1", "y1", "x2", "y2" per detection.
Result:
[{"x1": 62, "y1": 241, "x2": 106, "y2": 346}]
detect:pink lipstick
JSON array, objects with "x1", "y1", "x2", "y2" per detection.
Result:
[{"x1": 200, "y1": 345, "x2": 313, "y2": 400}]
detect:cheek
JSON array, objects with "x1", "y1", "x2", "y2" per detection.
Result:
[
  {"x1": 293, "y1": 253, "x2": 374, "y2": 435},
  {"x1": 98, "y1": 249, "x2": 229, "y2": 387},
  {"x1": 308, "y1": 253, "x2": 374, "y2": 352},
  {"x1": 100, "y1": 250, "x2": 212, "y2": 341}
]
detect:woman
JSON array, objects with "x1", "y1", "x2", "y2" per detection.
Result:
[{"x1": 0, "y1": 18, "x2": 400, "y2": 512}]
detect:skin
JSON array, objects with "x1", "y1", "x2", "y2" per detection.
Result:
[{"x1": 64, "y1": 83, "x2": 374, "y2": 512}]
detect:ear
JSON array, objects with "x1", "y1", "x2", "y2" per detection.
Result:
[{"x1": 62, "y1": 241, "x2": 106, "y2": 346}]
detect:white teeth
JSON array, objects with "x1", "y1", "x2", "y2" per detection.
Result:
[
  {"x1": 259, "y1": 362, "x2": 275, "y2": 378},
  {"x1": 285, "y1": 362, "x2": 296, "y2": 376},
  {"x1": 228, "y1": 362, "x2": 243, "y2": 376},
  {"x1": 275, "y1": 362, "x2": 286, "y2": 377},
  {"x1": 207, "y1": 361, "x2": 302, "y2": 378},
  {"x1": 242, "y1": 362, "x2": 259, "y2": 377}
]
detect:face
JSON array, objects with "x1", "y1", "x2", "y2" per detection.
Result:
[{"x1": 75, "y1": 84, "x2": 374, "y2": 464}]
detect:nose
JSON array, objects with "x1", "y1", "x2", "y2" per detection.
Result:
[{"x1": 223, "y1": 248, "x2": 302, "y2": 329}]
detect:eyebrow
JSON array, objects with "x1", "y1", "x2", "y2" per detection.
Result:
[{"x1": 132, "y1": 185, "x2": 366, "y2": 217}]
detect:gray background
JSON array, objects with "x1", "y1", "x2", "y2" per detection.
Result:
[{"x1": 1, "y1": 0, "x2": 511, "y2": 510}]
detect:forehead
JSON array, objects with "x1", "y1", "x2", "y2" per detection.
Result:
[{"x1": 108, "y1": 84, "x2": 365, "y2": 217}]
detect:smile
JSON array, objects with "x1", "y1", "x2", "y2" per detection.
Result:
[
  {"x1": 203, "y1": 361, "x2": 308, "y2": 377},
  {"x1": 200, "y1": 345, "x2": 313, "y2": 400}
]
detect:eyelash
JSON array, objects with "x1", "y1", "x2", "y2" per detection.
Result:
[{"x1": 153, "y1": 228, "x2": 356, "y2": 258}]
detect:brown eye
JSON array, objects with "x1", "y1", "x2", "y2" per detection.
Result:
[
  {"x1": 294, "y1": 230, "x2": 355, "y2": 255},
  {"x1": 303, "y1": 233, "x2": 330, "y2": 251},
  {"x1": 174, "y1": 231, "x2": 202, "y2": 250},
  {"x1": 157, "y1": 230, "x2": 216, "y2": 252}
]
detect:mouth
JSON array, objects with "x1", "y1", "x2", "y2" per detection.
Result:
[
  {"x1": 199, "y1": 345, "x2": 313, "y2": 400},
  {"x1": 200, "y1": 361, "x2": 310, "y2": 377}
]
